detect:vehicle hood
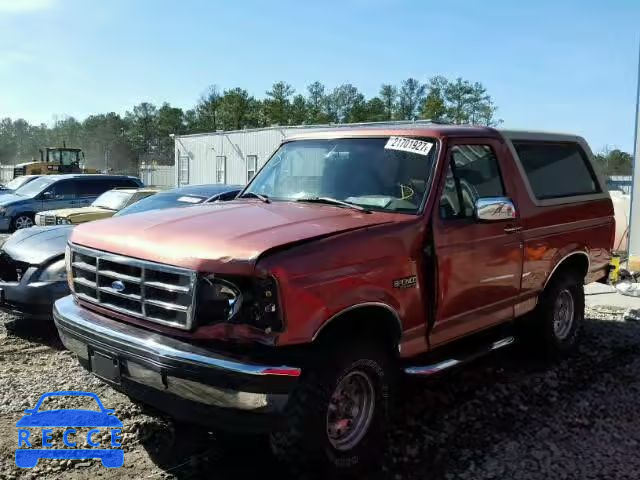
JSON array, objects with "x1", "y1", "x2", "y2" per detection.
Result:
[
  {"x1": 0, "y1": 194, "x2": 30, "y2": 207},
  {"x1": 16, "y1": 410, "x2": 122, "y2": 427},
  {"x1": 71, "y1": 200, "x2": 400, "y2": 273},
  {"x1": 48, "y1": 206, "x2": 115, "y2": 223},
  {"x1": 3, "y1": 225, "x2": 72, "y2": 264}
]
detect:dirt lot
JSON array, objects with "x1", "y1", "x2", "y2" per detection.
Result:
[{"x1": 1, "y1": 305, "x2": 639, "y2": 480}]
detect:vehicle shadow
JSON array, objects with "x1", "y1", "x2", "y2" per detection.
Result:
[
  {"x1": 2, "y1": 315, "x2": 64, "y2": 350},
  {"x1": 134, "y1": 312, "x2": 640, "y2": 479},
  {"x1": 138, "y1": 421, "x2": 281, "y2": 479}
]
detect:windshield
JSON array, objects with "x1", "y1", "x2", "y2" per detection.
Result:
[
  {"x1": 92, "y1": 190, "x2": 134, "y2": 210},
  {"x1": 245, "y1": 137, "x2": 437, "y2": 214},
  {"x1": 116, "y1": 191, "x2": 207, "y2": 216},
  {"x1": 14, "y1": 176, "x2": 57, "y2": 197},
  {"x1": 48, "y1": 149, "x2": 79, "y2": 166},
  {"x1": 5, "y1": 176, "x2": 34, "y2": 190}
]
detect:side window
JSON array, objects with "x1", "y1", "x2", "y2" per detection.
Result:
[
  {"x1": 215, "y1": 190, "x2": 239, "y2": 201},
  {"x1": 439, "y1": 145, "x2": 505, "y2": 219},
  {"x1": 75, "y1": 179, "x2": 102, "y2": 196},
  {"x1": 112, "y1": 178, "x2": 140, "y2": 188},
  {"x1": 46, "y1": 180, "x2": 76, "y2": 199},
  {"x1": 512, "y1": 141, "x2": 599, "y2": 200}
]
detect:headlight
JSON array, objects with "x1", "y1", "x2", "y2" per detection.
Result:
[
  {"x1": 196, "y1": 275, "x2": 283, "y2": 332},
  {"x1": 56, "y1": 218, "x2": 72, "y2": 225},
  {"x1": 198, "y1": 277, "x2": 243, "y2": 321},
  {"x1": 65, "y1": 244, "x2": 74, "y2": 291},
  {"x1": 38, "y1": 258, "x2": 67, "y2": 282}
]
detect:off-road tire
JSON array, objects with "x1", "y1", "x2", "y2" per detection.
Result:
[
  {"x1": 529, "y1": 270, "x2": 584, "y2": 358},
  {"x1": 270, "y1": 340, "x2": 394, "y2": 478}
]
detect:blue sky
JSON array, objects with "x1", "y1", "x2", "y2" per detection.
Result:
[{"x1": 0, "y1": 0, "x2": 638, "y2": 153}]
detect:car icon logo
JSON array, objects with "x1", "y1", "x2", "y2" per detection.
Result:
[
  {"x1": 15, "y1": 391, "x2": 124, "y2": 469},
  {"x1": 111, "y1": 280, "x2": 125, "y2": 293}
]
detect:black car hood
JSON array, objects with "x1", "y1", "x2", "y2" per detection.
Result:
[{"x1": 3, "y1": 225, "x2": 73, "y2": 264}]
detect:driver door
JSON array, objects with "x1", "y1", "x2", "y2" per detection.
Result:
[
  {"x1": 430, "y1": 139, "x2": 523, "y2": 347},
  {"x1": 40, "y1": 179, "x2": 77, "y2": 212}
]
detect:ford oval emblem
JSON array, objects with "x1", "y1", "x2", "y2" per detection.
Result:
[{"x1": 111, "y1": 280, "x2": 126, "y2": 292}]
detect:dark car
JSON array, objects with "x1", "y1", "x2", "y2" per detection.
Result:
[
  {"x1": 0, "y1": 174, "x2": 143, "y2": 231},
  {"x1": 0, "y1": 184, "x2": 241, "y2": 319}
]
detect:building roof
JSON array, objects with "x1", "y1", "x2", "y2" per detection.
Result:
[{"x1": 174, "y1": 122, "x2": 585, "y2": 144}]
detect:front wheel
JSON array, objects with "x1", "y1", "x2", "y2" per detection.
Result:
[
  {"x1": 270, "y1": 341, "x2": 394, "y2": 477},
  {"x1": 12, "y1": 214, "x2": 34, "y2": 231}
]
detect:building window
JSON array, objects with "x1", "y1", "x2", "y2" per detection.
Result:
[
  {"x1": 178, "y1": 155, "x2": 190, "y2": 185},
  {"x1": 247, "y1": 155, "x2": 258, "y2": 182},
  {"x1": 216, "y1": 156, "x2": 226, "y2": 184}
]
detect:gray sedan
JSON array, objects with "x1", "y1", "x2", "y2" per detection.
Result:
[{"x1": 0, "y1": 184, "x2": 241, "y2": 320}]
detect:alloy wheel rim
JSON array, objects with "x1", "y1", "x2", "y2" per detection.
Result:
[
  {"x1": 553, "y1": 289, "x2": 575, "y2": 340},
  {"x1": 326, "y1": 370, "x2": 376, "y2": 451},
  {"x1": 15, "y1": 216, "x2": 33, "y2": 229}
]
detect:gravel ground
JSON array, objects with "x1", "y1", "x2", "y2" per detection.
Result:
[{"x1": 0, "y1": 305, "x2": 639, "y2": 479}]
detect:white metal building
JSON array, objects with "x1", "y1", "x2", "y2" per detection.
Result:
[{"x1": 172, "y1": 125, "x2": 331, "y2": 187}]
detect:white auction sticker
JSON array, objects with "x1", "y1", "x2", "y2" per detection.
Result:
[
  {"x1": 177, "y1": 196, "x2": 203, "y2": 203},
  {"x1": 384, "y1": 136, "x2": 433, "y2": 156}
]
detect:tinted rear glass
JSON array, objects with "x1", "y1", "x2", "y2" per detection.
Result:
[{"x1": 512, "y1": 141, "x2": 599, "y2": 200}]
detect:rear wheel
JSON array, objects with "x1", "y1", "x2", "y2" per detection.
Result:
[
  {"x1": 270, "y1": 340, "x2": 394, "y2": 477},
  {"x1": 530, "y1": 270, "x2": 584, "y2": 357},
  {"x1": 12, "y1": 214, "x2": 34, "y2": 231}
]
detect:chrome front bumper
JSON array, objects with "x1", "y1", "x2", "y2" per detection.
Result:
[{"x1": 53, "y1": 295, "x2": 300, "y2": 422}]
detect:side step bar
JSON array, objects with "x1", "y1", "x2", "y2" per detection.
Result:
[{"x1": 404, "y1": 336, "x2": 515, "y2": 376}]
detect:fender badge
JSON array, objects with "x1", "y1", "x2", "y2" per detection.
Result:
[{"x1": 393, "y1": 276, "x2": 417, "y2": 289}]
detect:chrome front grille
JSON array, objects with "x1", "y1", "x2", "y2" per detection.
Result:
[
  {"x1": 69, "y1": 244, "x2": 197, "y2": 330},
  {"x1": 36, "y1": 213, "x2": 56, "y2": 226}
]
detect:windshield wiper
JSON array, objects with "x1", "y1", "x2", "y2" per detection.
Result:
[
  {"x1": 237, "y1": 191, "x2": 270, "y2": 203},
  {"x1": 296, "y1": 196, "x2": 371, "y2": 213}
]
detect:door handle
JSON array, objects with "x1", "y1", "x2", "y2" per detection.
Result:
[{"x1": 504, "y1": 225, "x2": 523, "y2": 234}]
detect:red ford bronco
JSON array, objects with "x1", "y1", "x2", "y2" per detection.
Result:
[{"x1": 54, "y1": 125, "x2": 614, "y2": 476}]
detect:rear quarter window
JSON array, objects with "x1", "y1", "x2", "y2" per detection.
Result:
[{"x1": 512, "y1": 141, "x2": 600, "y2": 200}]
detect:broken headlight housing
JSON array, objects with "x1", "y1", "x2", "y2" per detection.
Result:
[{"x1": 196, "y1": 275, "x2": 283, "y2": 332}]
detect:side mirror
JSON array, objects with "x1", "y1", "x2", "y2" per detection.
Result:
[
  {"x1": 475, "y1": 197, "x2": 516, "y2": 222},
  {"x1": 41, "y1": 191, "x2": 53, "y2": 200}
]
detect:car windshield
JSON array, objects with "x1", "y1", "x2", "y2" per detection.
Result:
[
  {"x1": 5, "y1": 176, "x2": 34, "y2": 190},
  {"x1": 14, "y1": 176, "x2": 57, "y2": 197},
  {"x1": 245, "y1": 137, "x2": 437, "y2": 214},
  {"x1": 115, "y1": 191, "x2": 208, "y2": 216},
  {"x1": 36, "y1": 394, "x2": 101, "y2": 412},
  {"x1": 92, "y1": 190, "x2": 134, "y2": 210}
]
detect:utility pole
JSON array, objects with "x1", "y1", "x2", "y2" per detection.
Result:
[{"x1": 627, "y1": 40, "x2": 640, "y2": 268}]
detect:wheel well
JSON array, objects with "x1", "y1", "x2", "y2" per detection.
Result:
[
  {"x1": 313, "y1": 305, "x2": 402, "y2": 355},
  {"x1": 546, "y1": 252, "x2": 589, "y2": 287}
]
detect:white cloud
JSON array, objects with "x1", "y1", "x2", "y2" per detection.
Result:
[{"x1": 0, "y1": 0, "x2": 55, "y2": 13}]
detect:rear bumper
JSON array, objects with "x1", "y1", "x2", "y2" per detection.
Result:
[{"x1": 53, "y1": 295, "x2": 301, "y2": 433}]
